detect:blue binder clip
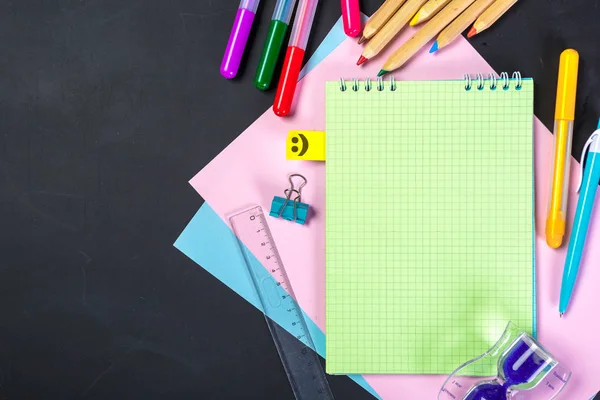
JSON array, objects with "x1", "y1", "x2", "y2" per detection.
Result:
[{"x1": 269, "y1": 174, "x2": 309, "y2": 225}]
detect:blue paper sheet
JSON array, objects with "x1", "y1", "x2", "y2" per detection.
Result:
[
  {"x1": 174, "y1": 204, "x2": 379, "y2": 398},
  {"x1": 174, "y1": 16, "x2": 380, "y2": 399}
]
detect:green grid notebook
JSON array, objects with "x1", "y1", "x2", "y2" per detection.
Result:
[{"x1": 325, "y1": 76, "x2": 535, "y2": 375}]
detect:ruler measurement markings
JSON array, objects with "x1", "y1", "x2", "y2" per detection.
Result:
[{"x1": 229, "y1": 206, "x2": 334, "y2": 400}]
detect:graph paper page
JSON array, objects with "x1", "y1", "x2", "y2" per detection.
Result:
[{"x1": 325, "y1": 79, "x2": 534, "y2": 374}]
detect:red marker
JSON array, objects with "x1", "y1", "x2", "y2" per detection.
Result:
[
  {"x1": 341, "y1": 0, "x2": 361, "y2": 37},
  {"x1": 273, "y1": 0, "x2": 319, "y2": 117}
]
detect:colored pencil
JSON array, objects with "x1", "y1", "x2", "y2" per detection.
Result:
[
  {"x1": 430, "y1": 0, "x2": 494, "y2": 52},
  {"x1": 379, "y1": 0, "x2": 476, "y2": 75},
  {"x1": 359, "y1": 0, "x2": 407, "y2": 44},
  {"x1": 357, "y1": 0, "x2": 428, "y2": 65},
  {"x1": 409, "y1": 0, "x2": 451, "y2": 26},
  {"x1": 467, "y1": 0, "x2": 518, "y2": 38}
]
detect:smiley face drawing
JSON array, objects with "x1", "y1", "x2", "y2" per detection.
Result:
[
  {"x1": 286, "y1": 130, "x2": 326, "y2": 161},
  {"x1": 290, "y1": 133, "x2": 309, "y2": 156}
]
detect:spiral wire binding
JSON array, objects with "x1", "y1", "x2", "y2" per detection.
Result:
[
  {"x1": 512, "y1": 71, "x2": 522, "y2": 90},
  {"x1": 339, "y1": 77, "x2": 347, "y2": 92},
  {"x1": 339, "y1": 77, "x2": 396, "y2": 91},
  {"x1": 339, "y1": 73, "x2": 522, "y2": 92},
  {"x1": 499, "y1": 72, "x2": 509, "y2": 89},
  {"x1": 489, "y1": 73, "x2": 497, "y2": 90},
  {"x1": 464, "y1": 74, "x2": 472, "y2": 91},
  {"x1": 377, "y1": 76, "x2": 384, "y2": 91},
  {"x1": 476, "y1": 74, "x2": 484, "y2": 90},
  {"x1": 465, "y1": 72, "x2": 523, "y2": 91}
]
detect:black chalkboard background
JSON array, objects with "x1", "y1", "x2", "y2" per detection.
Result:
[{"x1": 1, "y1": 0, "x2": 599, "y2": 398}]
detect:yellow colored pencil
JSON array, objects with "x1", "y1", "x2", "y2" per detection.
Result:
[
  {"x1": 409, "y1": 0, "x2": 451, "y2": 26},
  {"x1": 379, "y1": 0, "x2": 476, "y2": 75},
  {"x1": 467, "y1": 0, "x2": 518, "y2": 37},
  {"x1": 357, "y1": 0, "x2": 428, "y2": 65},
  {"x1": 359, "y1": 0, "x2": 408, "y2": 44},
  {"x1": 430, "y1": 0, "x2": 495, "y2": 52}
]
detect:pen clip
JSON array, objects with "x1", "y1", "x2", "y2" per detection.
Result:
[{"x1": 576, "y1": 130, "x2": 600, "y2": 193}]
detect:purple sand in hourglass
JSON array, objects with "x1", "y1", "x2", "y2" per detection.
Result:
[{"x1": 465, "y1": 339, "x2": 550, "y2": 400}]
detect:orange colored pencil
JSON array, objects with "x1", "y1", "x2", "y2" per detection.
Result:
[
  {"x1": 430, "y1": 0, "x2": 495, "y2": 52},
  {"x1": 467, "y1": 0, "x2": 518, "y2": 37}
]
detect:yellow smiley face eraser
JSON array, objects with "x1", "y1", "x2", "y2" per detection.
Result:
[{"x1": 286, "y1": 130, "x2": 326, "y2": 161}]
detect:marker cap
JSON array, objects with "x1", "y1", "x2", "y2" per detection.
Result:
[{"x1": 554, "y1": 49, "x2": 579, "y2": 121}]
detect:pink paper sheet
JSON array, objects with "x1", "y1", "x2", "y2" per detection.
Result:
[{"x1": 191, "y1": 30, "x2": 600, "y2": 399}]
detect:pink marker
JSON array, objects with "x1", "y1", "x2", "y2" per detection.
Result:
[
  {"x1": 220, "y1": 0, "x2": 261, "y2": 79},
  {"x1": 340, "y1": 0, "x2": 361, "y2": 37}
]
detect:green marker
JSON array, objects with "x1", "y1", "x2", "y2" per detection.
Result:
[{"x1": 254, "y1": 0, "x2": 298, "y2": 90}]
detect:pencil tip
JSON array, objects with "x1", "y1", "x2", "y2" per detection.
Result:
[
  {"x1": 409, "y1": 12, "x2": 421, "y2": 27},
  {"x1": 429, "y1": 41, "x2": 439, "y2": 53},
  {"x1": 357, "y1": 55, "x2": 369, "y2": 66},
  {"x1": 377, "y1": 70, "x2": 388, "y2": 77},
  {"x1": 467, "y1": 26, "x2": 478, "y2": 38},
  {"x1": 560, "y1": 312, "x2": 564, "y2": 318},
  {"x1": 358, "y1": 36, "x2": 366, "y2": 44}
]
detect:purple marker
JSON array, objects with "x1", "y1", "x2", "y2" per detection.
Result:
[{"x1": 220, "y1": 0, "x2": 261, "y2": 79}]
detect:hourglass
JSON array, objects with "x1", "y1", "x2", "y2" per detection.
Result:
[{"x1": 439, "y1": 322, "x2": 570, "y2": 400}]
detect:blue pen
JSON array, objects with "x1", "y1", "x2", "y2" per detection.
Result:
[{"x1": 559, "y1": 119, "x2": 600, "y2": 316}]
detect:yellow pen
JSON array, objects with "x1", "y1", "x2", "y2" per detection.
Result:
[{"x1": 546, "y1": 49, "x2": 579, "y2": 248}]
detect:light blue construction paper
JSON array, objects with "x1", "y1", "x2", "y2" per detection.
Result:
[
  {"x1": 174, "y1": 204, "x2": 321, "y2": 350},
  {"x1": 298, "y1": 16, "x2": 347, "y2": 79},
  {"x1": 174, "y1": 15, "x2": 380, "y2": 400},
  {"x1": 174, "y1": 204, "x2": 379, "y2": 399}
]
